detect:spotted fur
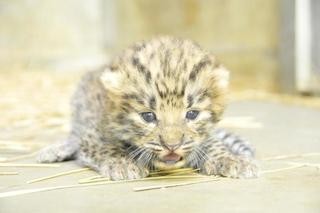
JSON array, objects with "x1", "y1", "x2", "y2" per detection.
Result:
[{"x1": 37, "y1": 37, "x2": 258, "y2": 180}]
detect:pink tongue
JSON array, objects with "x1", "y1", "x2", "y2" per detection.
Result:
[{"x1": 163, "y1": 153, "x2": 182, "y2": 162}]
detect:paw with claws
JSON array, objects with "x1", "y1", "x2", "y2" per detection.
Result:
[
  {"x1": 201, "y1": 156, "x2": 259, "y2": 178},
  {"x1": 98, "y1": 158, "x2": 149, "y2": 180},
  {"x1": 37, "y1": 142, "x2": 77, "y2": 163}
]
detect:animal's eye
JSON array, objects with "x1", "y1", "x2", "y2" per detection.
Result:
[
  {"x1": 186, "y1": 110, "x2": 199, "y2": 120},
  {"x1": 140, "y1": 112, "x2": 157, "y2": 123}
]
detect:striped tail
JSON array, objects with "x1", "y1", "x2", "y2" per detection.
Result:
[{"x1": 214, "y1": 128, "x2": 255, "y2": 158}]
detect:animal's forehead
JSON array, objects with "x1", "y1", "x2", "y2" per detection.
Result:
[
  {"x1": 142, "y1": 47, "x2": 205, "y2": 78},
  {"x1": 113, "y1": 37, "x2": 223, "y2": 111},
  {"x1": 123, "y1": 48, "x2": 211, "y2": 95},
  {"x1": 120, "y1": 37, "x2": 207, "y2": 77}
]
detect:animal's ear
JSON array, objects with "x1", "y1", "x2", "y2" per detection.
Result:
[
  {"x1": 100, "y1": 67, "x2": 123, "y2": 92},
  {"x1": 204, "y1": 55, "x2": 229, "y2": 90},
  {"x1": 211, "y1": 65, "x2": 230, "y2": 90}
]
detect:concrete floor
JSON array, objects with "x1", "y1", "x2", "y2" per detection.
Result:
[{"x1": 0, "y1": 100, "x2": 320, "y2": 213}]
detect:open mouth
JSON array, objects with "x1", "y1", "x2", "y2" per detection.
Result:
[{"x1": 160, "y1": 152, "x2": 183, "y2": 165}]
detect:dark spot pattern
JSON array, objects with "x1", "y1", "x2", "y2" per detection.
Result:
[
  {"x1": 189, "y1": 56, "x2": 211, "y2": 81},
  {"x1": 132, "y1": 57, "x2": 152, "y2": 83},
  {"x1": 39, "y1": 37, "x2": 257, "y2": 181}
]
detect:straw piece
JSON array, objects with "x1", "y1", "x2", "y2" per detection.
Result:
[
  {"x1": 167, "y1": 169, "x2": 200, "y2": 176},
  {"x1": 0, "y1": 146, "x2": 32, "y2": 153},
  {"x1": 260, "y1": 165, "x2": 305, "y2": 174},
  {"x1": 0, "y1": 157, "x2": 7, "y2": 161},
  {"x1": 0, "y1": 141, "x2": 41, "y2": 146},
  {"x1": 78, "y1": 177, "x2": 109, "y2": 184},
  {"x1": 0, "y1": 181, "x2": 112, "y2": 198},
  {"x1": 261, "y1": 153, "x2": 320, "y2": 161},
  {"x1": 78, "y1": 175, "x2": 208, "y2": 184},
  {"x1": 78, "y1": 168, "x2": 200, "y2": 183},
  {"x1": 0, "y1": 152, "x2": 37, "y2": 162},
  {"x1": 0, "y1": 171, "x2": 19, "y2": 175},
  {"x1": 149, "y1": 168, "x2": 196, "y2": 175},
  {"x1": 0, "y1": 176, "x2": 220, "y2": 198},
  {"x1": 27, "y1": 168, "x2": 91, "y2": 184},
  {"x1": 286, "y1": 162, "x2": 320, "y2": 169},
  {"x1": 133, "y1": 178, "x2": 221, "y2": 192},
  {"x1": 78, "y1": 175, "x2": 102, "y2": 183},
  {"x1": 0, "y1": 163, "x2": 60, "y2": 168},
  {"x1": 0, "y1": 144, "x2": 31, "y2": 149}
]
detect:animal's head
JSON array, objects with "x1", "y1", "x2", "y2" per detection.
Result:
[{"x1": 100, "y1": 37, "x2": 229, "y2": 169}]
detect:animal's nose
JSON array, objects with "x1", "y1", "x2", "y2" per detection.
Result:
[
  {"x1": 163, "y1": 142, "x2": 181, "y2": 151},
  {"x1": 159, "y1": 136, "x2": 184, "y2": 151},
  {"x1": 158, "y1": 128, "x2": 184, "y2": 151}
]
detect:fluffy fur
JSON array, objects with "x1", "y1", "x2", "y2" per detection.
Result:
[{"x1": 37, "y1": 37, "x2": 258, "y2": 180}]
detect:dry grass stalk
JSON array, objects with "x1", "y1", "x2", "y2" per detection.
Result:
[
  {"x1": 261, "y1": 153, "x2": 320, "y2": 161},
  {"x1": 0, "y1": 174, "x2": 216, "y2": 198},
  {"x1": 0, "y1": 163, "x2": 60, "y2": 168},
  {"x1": 78, "y1": 175, "x2": 102, "y2": 183},
  {"x1": 149, "y1": 168, "x2": 198, "y2": 176},
  {"x1": 0, "y1": 157, "x2": 7, "y2": 161},
  {"x1": 0, "y1": 152, "x2": 37, "y2": 162},
  {"x1": 260, "y1": 165, "x2": 305, "y2": 174},
  {"x1": 78, "y1": 177, "x2": 109, "y2": 183},
  {"x1": 0, "y1": 141, "x2": 41, "y2": 146},
  {"x1": 133, "y1": 178, "x2": 221, "y2": 192},
  {"x1": 0, "y1": 181, "x2": 112, "y2": 198},
  {"x1": 27, "y1": 168, "x2": 91, "y2": 184},
  {"x1": 0, "y1": 171, "x2": 19, "y2": 175},
  {"x1": 78, "y1": 168, "x2": 200, "y2": 183},
  {"x1": 0, "y1": 147, "x2": 32, "y2": 153},
  {"x1": 78, "y1": 175, "x2": 208, "y2": 184},
  {"x1": 0, "y1": 144, "x2": 30, "y2": 148},
  {"x1": 0, "y1": 142, "x2": 41, "y2": 153},
  {"x1": 1, "y1": 162, "x2": 315, "y2": 197},
  {"x1": 166, "y1": 169, "x2": 200, "y2": 176},
  {"x1": 286, "y1": 162, "x2": 320, "y2": 169},
  {"x1": 134, "y1": 162, "x2": 319, "y2": 192}
]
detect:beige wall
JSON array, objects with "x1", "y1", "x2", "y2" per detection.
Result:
[
  {"x1": 0, "y1": 0, "x2": 106, "y2": 71},
  {"x1": 0, "y1": 0, "x2": 280, "y2": 91},
  {"x1": 116, "y1": 0, "x2": 280, "y2": 91}
]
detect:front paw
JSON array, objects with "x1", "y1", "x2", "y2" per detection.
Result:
[
  {"x1": 99, "y1": 158, "x2": 149, "y2": 181},
  {"x1": 37, "y1": 142, "x2": 76, "y2": 163},
  {"x1": 201, "y1": 156, "x2": 259, "y2": 178}
]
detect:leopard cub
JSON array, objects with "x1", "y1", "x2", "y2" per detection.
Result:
[{"x1": 37, "y1": 37, "x2": 259, "y2": 180}]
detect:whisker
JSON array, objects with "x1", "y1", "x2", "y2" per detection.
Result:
[
  {"x1": 141, "y1": 151, "x2": 149, "y2": 168},
  {"x1": 146, "y1": 142, "x2": 162, "y2": 147},
  {"x1": 194, "y1": 150, "x2": 203, "y2": 168},
  {"x1": 128, "y1": 147, "x2": 145, "y2": 161},
  {"x1": 195, "y1": 146, "x2": 210, "y2": 160},
  {"x1": 145, "y1": 152, "x2": 153, "y2": 168},
  {"x1": 183, "y1": 141, "x2": 194, "y2": 145},
  {"x1": 144, "y1": 145, "x2": 163, "y2": 152},
  {"x1": 138, "y1": 148, "x2": 151, "y2": 167},
  {"x1": 187, "y1": 145, "x2": 208, "y2": 170},
  {"x1": 187, "y1": 149, "x2": 200, "y2": 169},
  {"x1": 182, "y1": 146, "x2": 193, "y2": 150}
]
